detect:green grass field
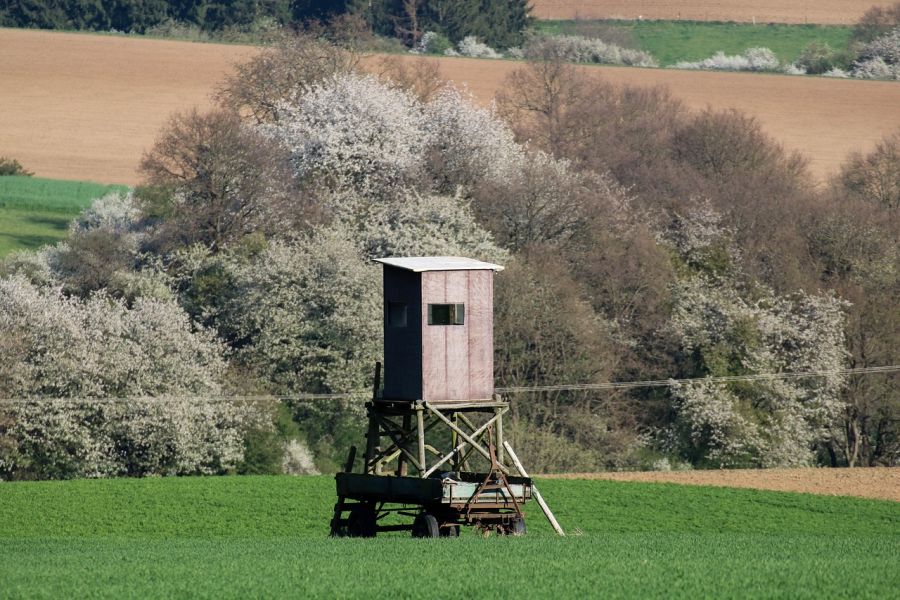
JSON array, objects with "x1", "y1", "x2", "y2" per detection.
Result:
[
  {"x1": 533, "y1": 20, "x2": 854, "y2": 66},
  {"x1": 0, "y1": 176, "x2": 128, "y2": 257},
  {"x1": 1, "y1": 476, "x2": 897, "y2": 598}
]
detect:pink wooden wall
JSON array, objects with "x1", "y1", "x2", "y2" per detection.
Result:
[{"x1": 421, "y1": 270, "x2": 494, "y2": 402}]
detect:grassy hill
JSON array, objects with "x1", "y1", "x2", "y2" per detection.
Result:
[
  {"x1": 0, "y1": 176, "x2": 128, "y2": 257},
  {"x1": 1, "y1": 476, "x2": 897, "y2": 598},
  {"x1": 533, "y1": 20, "x2": 853, "y2": 66}
]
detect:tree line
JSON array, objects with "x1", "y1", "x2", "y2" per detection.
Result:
[
  {"x1": 0, "y1": 32, "x2": 896, "y2": 479},
  {"x1": 0, "y1": 0, "x2": 531, "y2": 47}
]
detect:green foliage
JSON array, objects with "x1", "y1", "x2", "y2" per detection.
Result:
[
  {"x1": 0, "y1": 176, "x2": 128, "y2": 257},
  {"x1": 371, "y1": 0, "x2": 532, "y2": 48},
  {"x1": 533, "y1": 20, "x2": 853, "y2": 66},
  {"x1": 796, "y1": 41, "x2": 852, "y2": 74},
  {"x1": 0, "y1": 476, "x2": 897, "y2": 597},
  {"x1": 0, "y1": 157, "x2": 32, "y2": 177}
]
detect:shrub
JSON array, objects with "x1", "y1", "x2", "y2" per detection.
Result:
[
  {"x1": 0, "y1": 275, "x2": 263, "y2": 479},
  {"x1": 524, "y1": 35, "x2": 658, "y2": 67},
  {"x1": 423, "y1": 86, "x2": 523, "y2": 191},
  {"x1": 796, "y1": 42, "x2": 842, "y2": 75},
  {"x1": 140, "y1": 109, "x2": 300, "y2": 252},
  {"x1": 852, "y1": 56, "x2": 900, "y2": 79},
  {"x1": 453, "y1": 36, "x2": 503, "y2": 59},
  {"x1": 850, "y1": 27, "x2": 900, "y2": 79},
  {"x1": 673, "y1": 47, "x2": 781, "y2": 72},
  {"x1": 416, "y1": 31, "x2": 452, "y2": 55},
  {"x1": 823, "y1": 67, "x2": 850, "y2": 78},
  {"x1": 0, "y1": 157, "x2": 32, "y2": 176},
  {"x1": 856, "y1": 26, "x2": 900, "y2": 64},
  {"x1": 215, "y1": 32, "x2": 358, "y2": 125}
]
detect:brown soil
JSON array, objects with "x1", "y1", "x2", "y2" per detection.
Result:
[
  {"x1": 2, "y1": 29, "x2": 900, "y2": 185},
  {"x1": 543, "y1": 467, "x2": 900, "y2": 502},
  {"x1": 393, "y1": 55, "x2": 900, "y2": 182},
  {"x1": 0, "y1": 28, "x2": 256, "y2": 184},
  {"x1": 530, "y1": 1, "x2": 875, "y2": 25}
]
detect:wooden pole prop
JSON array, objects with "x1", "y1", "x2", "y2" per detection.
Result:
[{"x1": 503, "y1": 441, "x2": 565, "y2": 537}]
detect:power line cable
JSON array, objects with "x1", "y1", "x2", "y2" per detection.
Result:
[{"x1": 0, "y1": 365, "x2": 896, "y2": 404}]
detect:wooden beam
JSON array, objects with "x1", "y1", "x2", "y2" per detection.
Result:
[
  {"x1": 425, "y1": 404, "x2": 511, "y2": 475},
  {"x1": 503, "y1": 441, "x2": 565, "y2": 537},
  {"x1": 422, "y1": 408, "x2": 504, "y2": 477}
]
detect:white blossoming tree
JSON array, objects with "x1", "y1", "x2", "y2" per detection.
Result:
[
  {"x1": 0, "y1": 276, "x2": 259, "y2": 479},
  {"x1": 265, "y1": 74, "x2": 426, "y2": 196},
  {"x1": 662, "y1": 203, "x2": 848, "y2": 467}
]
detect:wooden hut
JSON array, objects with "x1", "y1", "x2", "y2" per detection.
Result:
[{"x1": 374, "y1": 256, "x2": 503, "y2": 404}]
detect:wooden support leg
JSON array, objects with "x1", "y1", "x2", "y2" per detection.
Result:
[
  {"x1": 495, "y1": 406, "x2": 505, "y2": 466},
  {"x1": 365, "y1": 405, "x2": 379, "y2": 475},
  {"x1": 398, "y1": 413, "x2": 411, "y2": 476},
  {"x1": 451, "y1": 412, "x2": 460, "y2": 473},
  {"x1": 416, "y1": 403, "x2": 426, "y2": 477}
]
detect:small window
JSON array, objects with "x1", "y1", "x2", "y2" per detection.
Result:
[
  {"x1": 388, "y1": 302, "x2": 407, "y2": 327},
  {"x1": 428, "y1": 303, "x2": 465, "y2": 326}
]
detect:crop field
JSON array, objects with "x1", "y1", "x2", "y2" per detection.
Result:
[
  {"x1": 529, "y1": 1, "x2": 875, "y2": 25},
  {"x1": 3, "y1": 28, "x2": 900, "y2": 188},
  {"x1": 0, "y1": 475, "x2": 897, "y2": 598},
  {"x1": 547, "y1": 466, "x2": 900, "y2": 502},
  {"x1": 0, "y1": 176, "x2": 127, "y2": 256},
  {"x1": 534, "y1": 20, "x2": 853, "y2": 66}
]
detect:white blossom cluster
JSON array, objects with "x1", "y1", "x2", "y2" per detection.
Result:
[
  {"x1": 450, "y1": 36, "x2": 504, "y2": 59},
  {"x1": 0, "y1": 276, "x2": 260, "y2": 478},
  {"x1": 264, "y1": 74, "x2": 426, "y2": 196},
  {"x1": 265, "y1": 73, "x2": 525, "y2": 199},
  {"x1": 219, "y1": 227, "x2": 381, "y2": 400},
  {"x1": 668, "y1": 276, "x2": 847, "y2": 467},
  {"x1": 850, "y1": 57, "x2": 900, "y2": 80},
  {"x1": 658, "y1": 200, "x2": 738, "y2": 273},
  {"x1": 851, "y1": 27, "x2": 900, "y2": 80},
  {"x1": 526, "y1": 35, "x2": 658, "y2": 67},
  {"x1": 673, "y1": 47, "x2": 782, "y2": 72},
  {"x1": 69, "y1": 190, "x2": 141, "y2": 235},
  {"x1": 657, "y1": 202, "x2": 848, "y2": 467},
  {"x1": 352, "y1": 190, "x2": 508, "y2": 262},
  {"x1": 422, "y1": 86, "x2": 524, "y2": 190}
]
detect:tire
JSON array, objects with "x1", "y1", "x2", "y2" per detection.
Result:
[
  {"x1": 440, "y1": 524, "x2": 460, "y2": 538},
  {"x1": 348, "y1": 504, "x2": 377, "y2": 538},
  {"x1": 508, "y1": 518, "x2": 526, "y2": 537},
  {"x1": 411, "y1": 512, "x2": 440, "y2": 538}
]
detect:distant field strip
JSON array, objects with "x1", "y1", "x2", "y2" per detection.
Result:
[
  {"x1": 534, "y1": 20, "x2": 853, "y2": 66},
  {"x1": 0, "y1": 176, "x2": 127, "y2": 256},
  {"x1": 546, "y1": 467, "x2": 900, "y2": 502},
  {"x1": 529, "y1": 1, "x2": 876, "y2": 24},
  {"x1": 3, "y1": 28, "x2": 900, "y2": 185},
  {"x1": 0, "y1": 476, "x2": 897, "y2": 598}
]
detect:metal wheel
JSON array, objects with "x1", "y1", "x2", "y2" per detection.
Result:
[
  {"x1": 348, "y1": 504, "x2": 377, "y2": 538},
  {"x1": 412, "y1": 512, "x2": 440, "y2": 538}
]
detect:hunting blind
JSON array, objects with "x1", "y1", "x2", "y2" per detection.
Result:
[{"x1": 330, "y1": 257, "x2": 563, "y2": 538}]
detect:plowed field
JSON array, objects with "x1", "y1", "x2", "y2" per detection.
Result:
[
  {"x1": 2, "y1": 28, "x2": 900, "y2": 184},
  {"x1": 545, "y1": 467, "x2": 900, "y2": 502},
  {"x1": 531, "y1": 1, "x2": 874, "y2": 24},
  {"x1": 0, "y1": 29, "x2": 254, "y2": 184}
]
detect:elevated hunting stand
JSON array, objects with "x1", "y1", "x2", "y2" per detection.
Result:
[{"x1": 330, "y1": 257, "x2": 534, "y2": 538}]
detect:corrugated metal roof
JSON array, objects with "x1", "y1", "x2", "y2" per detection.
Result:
[{"x1": 374, "y1": 256, "x2": 505, "y2": 272}]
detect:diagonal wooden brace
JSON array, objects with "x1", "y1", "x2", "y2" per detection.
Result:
[{"x1": 424, "y1": 404, "x2": 510, "y2": 476}]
